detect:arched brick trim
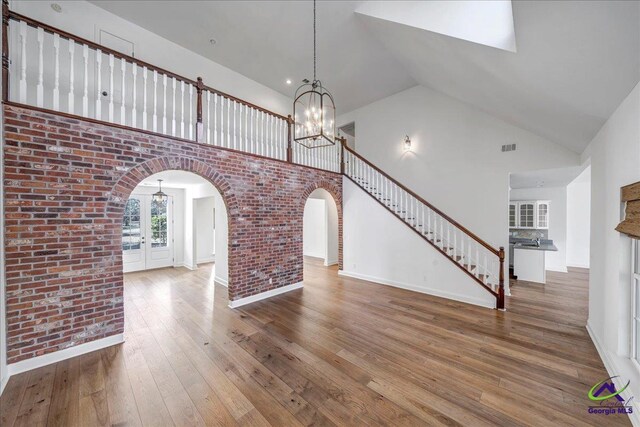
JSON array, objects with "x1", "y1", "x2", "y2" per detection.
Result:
[{"x1": 300, "y1": 180, "x2": 344, "y2": 270}]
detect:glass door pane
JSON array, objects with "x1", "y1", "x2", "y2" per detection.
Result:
[
  {"x1": 151, "y1": 197, "x2": 168, "y2": 248},
  {"x1": 123, "y1": 198, "x2": 141, "y2": 251}
]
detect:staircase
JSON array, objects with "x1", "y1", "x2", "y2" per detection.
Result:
[{"x1": 341, "y1": 143, "x2": 506, "y2": 310}]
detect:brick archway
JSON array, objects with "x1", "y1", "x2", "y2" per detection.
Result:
[
  {"x1": 3, "y1": 105, "x2": 342, "y2": 364},
  {"x1": 300, "y1": 180, "x2": 343, "y2": 270},
  {"x1": 108, "y1": 155, "x2": 237, "y2": 293}
]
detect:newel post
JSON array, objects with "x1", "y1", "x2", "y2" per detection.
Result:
[
  {"x1": 2, "y1": 0, "x2": 9, "y2": 102},
  {"x1": 497, "y1": 246, "x2": 505, "y2": 310},
  {"x1": 195, "y1": 77, "x2": 204, "y2": 142},
  {"x1": 286, "y1": 114, "x2": 293, "y2": 163}
]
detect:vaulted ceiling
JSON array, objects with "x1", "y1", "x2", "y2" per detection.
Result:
[{"x1": 89, "y1": 0, "x2": 640, "y2": 153}]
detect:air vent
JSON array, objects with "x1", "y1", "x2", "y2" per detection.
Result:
[{"x1": 501, "y1": 143, "x2": 516, "y2": 152}]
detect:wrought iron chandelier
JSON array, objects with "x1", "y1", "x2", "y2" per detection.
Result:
[
  {"x1": 152, "y1": 179, "x2": 167, "y2": 203},
  {"x1": 293, "y1": 0, "x2": 336, "y2": 148}
]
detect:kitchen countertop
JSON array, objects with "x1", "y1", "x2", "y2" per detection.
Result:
[{"x1": 512, "y1": 242, "x2": 558, "y2": 252}]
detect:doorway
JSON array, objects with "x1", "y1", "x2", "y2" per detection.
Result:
[
  {"x1": 303, "y1": 188, "x2": 339, "y2": 267},
  {"x1": 123, "y1": 193, "x2": 174, "y2": 272}
]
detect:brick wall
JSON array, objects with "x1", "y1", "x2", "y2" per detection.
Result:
[{"x1": 3, "y1": 104, "x2": 342, "y2": 364}]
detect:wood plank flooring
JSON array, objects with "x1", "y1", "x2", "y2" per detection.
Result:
[{"x1": 1, "y1": 259, "x2": 630, "y2": 426}]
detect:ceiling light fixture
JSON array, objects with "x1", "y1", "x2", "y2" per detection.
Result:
[
  {"x1": 403, "y1": 135, "x2": 412, "y2": 151},
  {"x1": 209, "y1": 38, "x2": 217, "y2": 46},
  {"x1": 51, "y1": 3, "x2": 62, "y2": 13},
  {"x1": 293, "y1": 0, "x2": 336, "y2": 149},
  {"x1": 153, "y1": 179, "x2": 167, "y2": 203},
  {"x1": 286, "y1": 79, "x2": 292, "y2": 85}
]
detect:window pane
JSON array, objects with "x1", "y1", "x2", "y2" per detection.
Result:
[
  {"x1": 151, "y1": 198, "x2": 168, "y2": 248},
  {"x1": 123, "y1": 199, "x2": 141, "y2": 251}
]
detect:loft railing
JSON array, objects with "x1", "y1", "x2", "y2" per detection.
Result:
[
  {"x1": 342, "y1": 145, "x2": 506, "y2": 310},
  {"x1": 0, "y1": 3, "x2": 340, "y2": 173}
]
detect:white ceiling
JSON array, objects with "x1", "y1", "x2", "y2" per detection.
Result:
[
  {"x1": 89, "y1": 1, "x2": 640, "y2": 153},
  {"x1": 138, "y1": 170, "x2": 211, "y2": 189},
  {"x1": 510, "y1": 166, "x2": 585, "y2": 190}
]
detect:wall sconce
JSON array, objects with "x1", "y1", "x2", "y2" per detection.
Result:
[{"x1": 403, "y1": 135, "x2": 411, "y2": 151}]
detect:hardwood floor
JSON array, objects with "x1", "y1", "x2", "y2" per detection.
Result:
[{"x1": 1, "y1": 259, "x2": 630, "y2": 426}]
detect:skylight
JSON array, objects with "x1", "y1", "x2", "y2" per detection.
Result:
[{"x1": 355, "y1": 0, "x2": 517, "y2": 53}]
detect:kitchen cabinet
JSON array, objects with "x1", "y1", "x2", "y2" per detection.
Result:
[{"x1": 509, "y1": 201, "x2": 550, "y2": 229}]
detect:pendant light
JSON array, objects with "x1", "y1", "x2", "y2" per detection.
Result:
[
  {"x1": 293, "y1": 0, "x2": 336, "y2": 148},
  {"x1": 153, "y1": 179, "x2": 167, "y2": 203}
]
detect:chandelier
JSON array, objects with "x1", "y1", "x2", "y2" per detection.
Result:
[
  {"x1": 293, "y1": 0, "x2": 336, "y2": 148},
  {"x1": 152, "y1": 179, "x2": 167, "y2": 203}
]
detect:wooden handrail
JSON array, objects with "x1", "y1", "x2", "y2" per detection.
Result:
[{"x1": 340, "y1": 139, "x2": 500, "y2": 257}]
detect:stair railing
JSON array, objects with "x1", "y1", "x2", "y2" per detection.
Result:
[{"x1": 340, "y1": 139, "x2": 505, "y2": 310}]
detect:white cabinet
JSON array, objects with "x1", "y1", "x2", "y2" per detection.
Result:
[
  {"x1": 509, "y1": 201, "x2": 550, "y2": 229},
  {"x1": 536, "y1": 201, "x2": 550, "y2": 229},
  {"x1": 509, "y1": 202, "x2": 518, "y2": 228}
]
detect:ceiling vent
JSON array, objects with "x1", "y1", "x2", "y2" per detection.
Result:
[{"x1": 501, "y1": 143, "x2": 516, "y2": 152}]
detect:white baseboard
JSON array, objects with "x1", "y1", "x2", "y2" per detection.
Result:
[
  {"x1": 324, "y1": 259, "x2": 338, "y2": 267},
  {"x1": 0, "y1": 370, "x2": 8, "y2": 397},
  {"x1": 228, "y1": 282, "x2": 303, "y2": 309},
  {"x1": 567, "y1": 262, "x2": 590, "y2": 269},
  {"x1": 214, "y1": 275, "x2": 228, "y2": 287},
  {"x1": 338, "y1": 270, "x2": 495, "y2": 309},
  {"x1": 546, "y1": 266, "x2": 568, "y2": 273},
  {"x1": 6, "y1": 333, "x2": 124, "y2": 378},
  {"x1": 586, "y1": 322, "x2": 638, "y2": 426},
  {"x1": 197, "y1": 256, "x2": 215, "y2": 264}
]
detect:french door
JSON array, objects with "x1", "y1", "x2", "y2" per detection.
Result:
[{"x1": 122, "y1": 194, "x2": 174, "y2": 273}]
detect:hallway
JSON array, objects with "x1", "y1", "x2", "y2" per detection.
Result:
[{"x1": 0, "y1": 260, "x2": 627, "y2": 426}]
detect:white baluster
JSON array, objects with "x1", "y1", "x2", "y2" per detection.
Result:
[
  {"x1": 52, "y1": 34, "x2": 60, "y2": 110},
  {"x1": 95, "y1": 49, "x2": 102, "y2": 119},
  {"x1": 206, "y1": 91, "x2": 211, "y2": 143},
  {"x1": 213, "y1": 93, "x2": 218, "y2": 145},
  {"x1": 36, "y1": 27, "x2": 44, "y2": 108},
  {"x1": 108, "y1": 54, "x2": 114, "y2": 122},
  {"x1": 162, "y1": 74, "x2": 167, "y2": 134},
  {"x1": 132, "y1": 65, "x2": 138, "y2": 128},
  {"x1": 67, "y1": 40, "x2": 74, "y2": 113},
  {"x1": 226, "y1": 97, "x2": 231, "y2": 148},
  {"x1": 171, "y1": 77, "x2": 176, "y2": 136},
  {"x1": 152, "y1": 71, "x2": 158, "y2": 132},
  {"x1": 19, "y1": 21, "x2": 27, "y2": 104},
  {"x1": 142, "y1": 67, "x2": 147, "y2": 130},
  {"x1": 82, "y1": 45, "x2": 88, "y2": 117},
  {"x1": 188, "y1": 84, "x2": 193, "y2": 140},
  {"x1": 120, "y1": 58, "x2": 126, "y2": 124},
  {"x1": 233, "y1": 100, "x2": 237, "y2": 149},
  {"x1": 180, "y1": 81, "x2": 185, "y2": 138}
]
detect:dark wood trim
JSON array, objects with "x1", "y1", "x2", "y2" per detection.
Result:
[
  {"x1": 497, "y1": 246, "x2": 505, "y2": 310},
  {"x1": 341, "y1": 141, "x2": 500, "y2": 257},
  {"x1": 3, "y1": 101, "x2": 341, "y2": 177},
  {"x1": 2, "y1": 0, "x2": 9, "y2": 102},
  {"x1": 345, "y1": 174, "x2": 499, "y2": 301},
  {"x1": 195, "y1": 77, "x2": 204, "y2": 143}
]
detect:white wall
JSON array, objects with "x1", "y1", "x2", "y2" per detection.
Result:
[
  {"x1": 342, "y1": 179, "x2": 496, "y2": 308},
  {"x1": 582, "y1": 82, "x2": 640, "y2": 420},
  {"x1": 195, "y1": 197, "x2": 216, "y2": 264},
  {"x1": 308, "y1": 188, "x2": 340, "y2": 266},
  {"x1": 11, "y1": 0, "x2": 291, "y2": 115},
  {"x1": 303, "y1": 199, "x2": 326, "y2": 259},
  {"x1": 338, "y1": 85, "x2": 579, "y2": 298},
  {"x1": 510, "y1": 186, "x2": 568, "y2": 272},
  {"x1": 566, "y1": 166, "x2": 591, "y2": 268},
  {"x1": 214, "y1": 195, "x2": 229, "y2": 286}
]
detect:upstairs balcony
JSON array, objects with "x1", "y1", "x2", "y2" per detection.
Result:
[{"x1": 2, "y1": 5, "x2": 343, "y2": 174}]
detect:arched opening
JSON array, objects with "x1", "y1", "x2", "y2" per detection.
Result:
[
  {"x1": 303, "y1": 188, "x2": 340, "y2": 276},
  {"x1": 114, "y1": 165, "x2": 232, "y2": 324}
]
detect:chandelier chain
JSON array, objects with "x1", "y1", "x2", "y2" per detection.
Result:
[{"x1": 313, "y1": 0, "x2": 316, "y2": 82}]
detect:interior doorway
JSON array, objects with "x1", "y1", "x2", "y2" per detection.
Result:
[
  {"x1": 303, "y1": 188, "x2": 340, "y2": 268},
  {"x1": 122, "y1": 170, "x2": 228, "y2": 284},
  {"x1": 123, "y1": 192, "x2": 174, "y2": 272}
]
